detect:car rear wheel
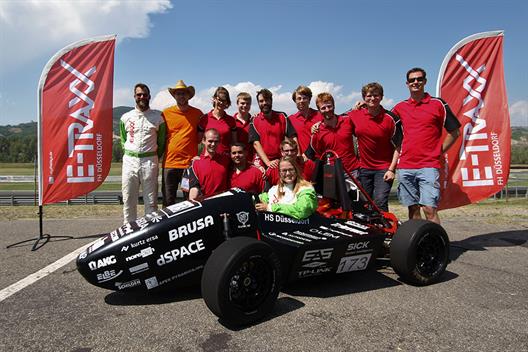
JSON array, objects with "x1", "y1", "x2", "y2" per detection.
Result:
[
  {"x1": 201, "y1": 237, "x2": 281, "y2": 325},
  {"x1": 390, "y1": 219, "x2": 449, "y2": 285}
]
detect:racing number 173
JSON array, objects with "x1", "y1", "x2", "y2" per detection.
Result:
[{"x1": 336, "y1": 254, "x2": 372, "y2": 274}]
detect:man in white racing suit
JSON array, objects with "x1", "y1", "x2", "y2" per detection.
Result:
[{"x1": 120, "y1": 83, "x2": 166, "y2": 223}]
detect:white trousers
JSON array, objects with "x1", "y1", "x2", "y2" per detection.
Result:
[{"x1": 122, "y1": 154, "x2": 159, "y2": 224}]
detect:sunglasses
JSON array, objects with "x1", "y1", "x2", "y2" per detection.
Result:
[{"x1": 407, "y1": 76, "x2": 425, "y2": 83}]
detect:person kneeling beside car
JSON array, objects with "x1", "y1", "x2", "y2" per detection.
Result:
[{"x1": 255, "y1": 157, "x2": 317, "y2": 220}]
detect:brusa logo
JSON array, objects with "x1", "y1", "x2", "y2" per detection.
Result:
[
  {"x1": 60, "y1": 59, "x2": 103, "y2": 183},
  {"x1": 168, "y1": 216, "x2": 214, "y2": 241},
  {"x1": 88, "y1": 255, "x2": 116, "y2": 271},
  {"x1": 302, "y1": 248, "x2": 333, "y2": 262}
]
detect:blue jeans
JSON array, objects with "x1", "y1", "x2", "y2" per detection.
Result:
[{"x1": 358, "y1": 168, "x2": 393, "y2": 212}]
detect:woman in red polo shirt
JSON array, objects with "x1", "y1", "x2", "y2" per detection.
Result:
[{"x1": 198, "y1": 87, "x2": 237, "y2": 155}]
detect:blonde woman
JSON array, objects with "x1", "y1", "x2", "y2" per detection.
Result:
[{"x1": 256, "y1": 157, "x2": 317, "y2": 219}]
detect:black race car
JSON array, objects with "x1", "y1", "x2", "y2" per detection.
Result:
[{"x1": 77, "y1": 155, "x2": 450, "y2": 325}]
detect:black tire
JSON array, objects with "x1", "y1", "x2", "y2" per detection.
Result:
[
  {"x1": 390, "y1": 219, "x2": 450, "y2": 286},
  {"x1": 201, "y1": 237, "x2": 281, "y2": 325}
]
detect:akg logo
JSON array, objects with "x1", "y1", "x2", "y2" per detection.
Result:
[
  {"x1": 88, "y1": 255, "x2": 116, "y2": 271},
  {"x1": 302, "y1": 248, "x2": 333, "y2": 262}
]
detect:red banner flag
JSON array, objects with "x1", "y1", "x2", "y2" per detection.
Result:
[
  {"x1": 38, "y1": 35, "x2": 116, "y2": 205},
  {"x1": 436, "y1": 31, "x2": 511, "y2": 210}
]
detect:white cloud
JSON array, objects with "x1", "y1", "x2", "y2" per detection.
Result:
[
  {"x1": 509, "y1": 100, "x2": 528, "y2": 127},
  {"x1": 0, "y1": 0, "x2": 172, "y2": 74},
  {"x1": 150, "y1": 81, "x2": 373, "y2": 115}
]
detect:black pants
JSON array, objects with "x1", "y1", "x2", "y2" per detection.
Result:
[{"x1": 162, "y1": 168, "x2": 188, "y2": 206}]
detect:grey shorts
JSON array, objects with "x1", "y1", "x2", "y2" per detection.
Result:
[{"x1": 397, "y1": 168, "x2": 440, "y2": 207}]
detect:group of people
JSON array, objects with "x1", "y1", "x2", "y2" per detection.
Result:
[{"x1": 120, "y1": 67, "x2": 460, "y2": 225}]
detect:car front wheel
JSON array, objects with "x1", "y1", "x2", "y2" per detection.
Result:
[
  {"x1": 201, "y1": 237, "x2": 281, "y2": 325},
  {"x1": 390, "y1": 219, "x2": 450, "y2": 285}
]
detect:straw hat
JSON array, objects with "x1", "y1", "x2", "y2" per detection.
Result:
[{"x1": 168, "y1": 80, "x2": 195, "y2": 99}]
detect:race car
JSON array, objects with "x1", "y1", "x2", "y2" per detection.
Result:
[{"x1": 77, "y1": 154, "x2": 450, "y2": 325}]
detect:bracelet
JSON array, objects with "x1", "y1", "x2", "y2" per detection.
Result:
[{"x1": 388, "y1": 169, "x2": 395, "y2": 173}]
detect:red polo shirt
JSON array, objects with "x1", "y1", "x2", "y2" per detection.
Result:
[
  {"x1": 248, "y1": 111, "x2": 297, "y2": 161},
  {"x1": 288, "y1": 108, "x2": 323, "y2": 154},
  {"x1": 265, "y1": 158, "x2": 316, "y2": 185},
  {"x1": 198, "y1": 111, "x2": 237, "y2": 155},
  {"x1": 392, "y1": 93, "x2": 460, "y2": 169},
  {"x1": 234, "y1": 112, "x2": 255, "y2": 161},
  {"x1": 229, "y1": 165, "x2": 264, "y2": 194},
  {"x1": 348, "y1": 108, "x2": 396, "y2": 170},
  {"x1": 305, "y1": 115, "x2": 359, "y2": 174},
  {"x1": 189, "y1": 153, "x2": 230, "y2": 198}
]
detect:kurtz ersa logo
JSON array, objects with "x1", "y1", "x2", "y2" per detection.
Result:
[{"x1": 236, "y1": 211, "x2": 250, "y2": 228}]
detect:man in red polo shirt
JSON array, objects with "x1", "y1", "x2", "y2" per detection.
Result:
[
  {"x1": 265, "y1": 139, "x2": 315, "y2": 189},
  {"x1": 249, "y1": 88, "x2": 297, "y2": 168},
  {"x1": 348, "y1": 82, "x2": 400, "y2": 212},
  {"x1": 305, "y1": 92, "x2": 359, "y2": 178},
  {"x1": 287, "y1": 85, "x2": 323, "y2": 157},
  {"x1": 228, "y1": 142, "x2": 264, "y2": 195},
  {"x1": 391, "y1": 67, "x2": 460, "y2": 224},
  {"x1": 233, "y1": 92, "x2": 255, "y2": 162},
  {"x1": 188, "y1": 129, "x2": 230, "y2": 201}
]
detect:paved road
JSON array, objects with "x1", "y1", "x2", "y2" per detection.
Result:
[{"x1": 1, "y1": 216, "x2": 527, "y2": 351}]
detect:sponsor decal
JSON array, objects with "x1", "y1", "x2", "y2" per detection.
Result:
[
  {"x1": 302, "y1": 261, "x2": 327, "y2": 268},
  {"x1": 156, "y1": 239, "x2": 206, "y2": 266},
  {"x1": 125, "y1": 247, "x2": 155, "y2": 262},
  {"x1": 129, "y1": 262, "x2": 149, "y2": 275},
  {"x1": 88, "y1": 255, "x2": 116, "y2": 271},
  {"x1": 293, "y1": 230, "x2": 323, "y2": 240},
  {"x1": 125, "y1": 235, "x2": 159, "y2": 252},
  {"x1": 297, "y1": 267, "x2": 332, "y2": 278},
  {"x1": 331, "y1": 223, "x2": 368, "y2": 235},
  {"x1": 303, "y1": 248, "x2": 333, "y2": 262},
  {"x1": 115, "y1": 279, "x2": 141, "y2": 290},
  {"x1": 121, "y1": 245, "x2": 129, "y2": 252},
  {"x1": 158, "y1": 265, "x2": 204, "y2": 287},
  {"x1": 344, "y1": 220, "x2": 369, "y2": 230},
  {"x1": 346, "y1": 241, "x2": 370, "y2": 251},
  {"x1": 320, "y1": 225, "x2": 356, "y2": 238},
  {"x1": 96, "y1": 269, "x2": 123, "y2": 283},
  {"x1": 310, "y1": 228, "x2": 339, "y2": 239},
  {"x1": 162, "y1": 200, "x2": 201, "y2": 218},
  {"x1": 285, "y1": 232, "x2": 311, "y2": 243},
  {"x1": 336, "y1": 254, "x2": 372, "y2": 273},
  {"x1": 236, "y1": 211, "x2": 250, "y2": 229},
  {"x1": 266, "y1": 231, "x2": 303, "y2": 245},
  {"x1": 135, "y1": 217, "x2": 150, "y2": 230},
  {"x1": 263, "y1": 213, "x2": 310, "y2": 225},
  {"x1": 144, "y1": 276, "x2": 159, "y2": 290},
  {"x1": 89, "y1": 238, "x2": 106, "y2": 253},
  {"x1": 78, "y1": 251, "x2": 87, "y2": 260},
  {"x1": 168, "y1": 216, "x2": 214, "y2": 242}
]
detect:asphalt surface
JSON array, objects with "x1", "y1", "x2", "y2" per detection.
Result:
[{"x1": 1, "y1": 216, "x2": 527, "y2": 352}]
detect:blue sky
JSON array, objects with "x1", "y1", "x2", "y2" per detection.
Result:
[{"x1": 1, "y1": 0, "x2": 527, "y2": 126}]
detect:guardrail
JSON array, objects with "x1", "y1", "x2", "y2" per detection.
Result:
[{"x1": 1, "y1": 188, "x2": 525, "y2": 206}]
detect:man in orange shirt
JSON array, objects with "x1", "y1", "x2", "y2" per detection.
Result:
[{"x1": 162, "y1": 80, "x2": 203, "y2": 206}]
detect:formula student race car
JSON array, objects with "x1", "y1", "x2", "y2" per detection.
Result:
[{"x1": 77, "y1": 153, "x2": 450, "y2": 325}]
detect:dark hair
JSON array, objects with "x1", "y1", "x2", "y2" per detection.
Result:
[
  {"x1": 134, "y1": 83, "x2": 150, "y2": 95},
  {"x1": 361, "y1": 82, "x2": 384, "y2": 98},
  {"x1": 406, "y1": 67, "x2": 426, "y2": 81},
  {"x1": 213, "y1": 86, "x2": 231, "y2": 107},
  {"x1": 292, "y1": 85, "x2": 312, "y2": 101},
  {"x1": 256, "y1": 88, "x2": 273, "y2": 101},
  {"x1": 230, "y1": 142, "x2": 246, "y2": 151}
]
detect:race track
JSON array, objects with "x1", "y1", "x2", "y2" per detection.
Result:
[{"x1": 1, "y1": 216, "x2": 527, "y2": 351}]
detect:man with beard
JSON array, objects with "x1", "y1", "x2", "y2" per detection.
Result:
[
  {"x1": 188, "y1": 129, "x2": 230, "y2": 201},
  {"x1": 228, "y1": 142, "x2": 264, "y2": 195},
  {"x1": 305, "y1": 92, "x2": 359, "y2": 178},
  {"x1": 120, "y1": 83, "x2": 166, "y2": 223},
  {"x1": 162, "y1": 80, "x2": 203, "y2": 205},
  {"x1": 287, "y1": 85, "x2": 323, "y2": 157},
  {"x1": 248, "y1": 88, "x2": 297, "y2": 169}
]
